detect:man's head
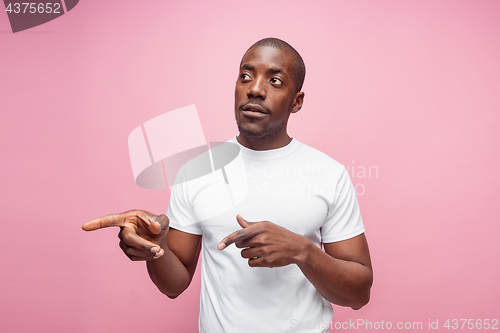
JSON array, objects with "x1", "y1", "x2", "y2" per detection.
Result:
[
  {"x1": 242, "y1": 38, "x2": 306, "y2": 94},
  {"x1": 235, "y1": 38, "x2": 306, "y2": 149}
]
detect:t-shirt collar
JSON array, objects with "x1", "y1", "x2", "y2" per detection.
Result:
[{"x1": 231, "y1": 135, "x2": 301, "y2": 160}]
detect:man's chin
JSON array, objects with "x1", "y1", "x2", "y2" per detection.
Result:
[{"x1": 237, "y1": 123, "x2": 281, "y2": 141}]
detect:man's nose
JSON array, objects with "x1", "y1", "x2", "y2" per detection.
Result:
[{"x1": 247, "y1": 77, "x2": 266, "y2": 99}]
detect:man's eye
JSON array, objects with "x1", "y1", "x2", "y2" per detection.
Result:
[
  {"x1": 241, "y1": 73, "x2": 251, "y2": 80},
  {"x1": 270, "y1": 78, "x2": 283, "y2": 85}
]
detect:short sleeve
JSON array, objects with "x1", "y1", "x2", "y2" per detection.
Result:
[
  {"x1": 321, "y1": 166, "x2": 365, "y2": 243},
  {"x1": 167, "y1": 174, "x2": 202, "y2": 235}
]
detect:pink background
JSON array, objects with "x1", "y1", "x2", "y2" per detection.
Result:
[{"x1": 1, "y1": 0, "x2": 499, "y2": 332}]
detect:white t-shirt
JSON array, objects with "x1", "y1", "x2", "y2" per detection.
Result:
[{"x1": 167, "y1": 136, "x2": 365, "y2": 333}]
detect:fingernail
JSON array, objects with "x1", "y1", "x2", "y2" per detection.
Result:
[
  {"x1": 218, "y1": 243, "x2": 226, "y2": 250},
  {"x1": 150, "y1": 247, "x2": 160, "y2": 253}
]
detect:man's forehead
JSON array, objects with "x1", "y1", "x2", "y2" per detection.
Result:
[{"x1": 240, "y1": 45, "x2": 294, "y2": 72}]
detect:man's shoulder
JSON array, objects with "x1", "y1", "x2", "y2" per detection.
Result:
[{"x1": 295, "y1": 139, "x2": 344, "y2": 168}]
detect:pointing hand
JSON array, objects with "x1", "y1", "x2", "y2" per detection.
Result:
[
  {"x1": 82, "y1": 210, "x2": 170, "y2": 261},
  {"x1": 218, "y1": 215, "x2": 305, "y2": 268}
]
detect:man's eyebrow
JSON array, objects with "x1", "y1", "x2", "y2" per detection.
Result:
[
  {"x1": 241, "y1": 64, "x2": 255, "y2": 71},
  {"x1": 240, "y1": 64, "x2": 286, "y2": 76},
  {"x1": 267, "y1": 67, "x2": 286, "y2": 75}
]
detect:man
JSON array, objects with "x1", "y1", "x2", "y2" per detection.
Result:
[{"x1": 83, "y1": 38, "x2": 373, "y2": 333}]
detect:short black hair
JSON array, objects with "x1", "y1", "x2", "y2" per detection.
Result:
[{"x1": 243, "y1": 38, "x2": 306, "y2": 93}]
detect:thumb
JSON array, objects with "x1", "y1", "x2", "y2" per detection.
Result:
[
  {"x1": 146, "y1": 214, "x2": 170, "y2": 235},
  {"x1": 236, "y1": 214, "x2": 251, "y2": 229}
]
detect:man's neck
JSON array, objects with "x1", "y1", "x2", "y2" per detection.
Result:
[{"x1": 236, "y1": 133, "x2": 293, "y2": 151}]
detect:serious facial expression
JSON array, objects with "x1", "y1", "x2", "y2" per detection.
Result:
[{"x1": 234, "y1": 46, "x2": 302, "y2": 142}]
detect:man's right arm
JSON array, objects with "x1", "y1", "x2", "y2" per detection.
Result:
[{"x1": 146, "y1": 228, "x2": 201, "y2": 299}]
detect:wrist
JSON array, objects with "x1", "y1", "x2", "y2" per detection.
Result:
[
  {"x1": 292, "y1": 235, "x2": 314, "y2": 265},
  {"x1": 157, "y1": 235, "x2": 168, "y2": 249}
]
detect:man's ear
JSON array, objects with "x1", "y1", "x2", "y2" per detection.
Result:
[{"x1": 291, "y1": 92, "x2": 305, "y2": 114}]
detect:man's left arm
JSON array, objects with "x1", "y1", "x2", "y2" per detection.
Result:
[
  {"x1": 297, "y1": 233, "x2": 372, "y2": 310},
  {"x1": 218, "y1": 215, "x2": 373, "y2": 310}
]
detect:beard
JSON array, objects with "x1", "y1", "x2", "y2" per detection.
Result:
[
  {"x1": 235, "y1": 100, "x2": 285, "y2": 142},
  {"x1": 236, "y1": 118, "x2": 284, "y2": 142}
]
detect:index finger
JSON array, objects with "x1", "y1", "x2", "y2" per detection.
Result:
[
  {"x1": 82, "y1": 213, "x2": 126, "y2": 231},
  {"x1": 218, "y1": 227, "x2": 257, "y2": 250}
]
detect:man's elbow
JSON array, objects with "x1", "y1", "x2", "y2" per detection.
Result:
[
  {"x1": 350, "y1": 277, "x2": 373, "y2": 310},
  {"x1": 162, "y1": 285, "x2": 188, "y2": 299},
  {"x1": 155, "y1": 282, "x2": 189, "y2": 299},
  {"x1": 166, "y1": 292, "x2": 181, "y2": 299},
  {"x1": 350, "y1": 290, "x2": 370, "y2": 310}
]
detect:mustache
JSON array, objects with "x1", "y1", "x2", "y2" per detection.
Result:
[{"x1": 239, "y1": 100, "x2": 271, "y2": 114}]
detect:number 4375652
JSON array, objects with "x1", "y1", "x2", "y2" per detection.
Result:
[
  {"x1": 5, "y1": 3, "x2": 62, "y2": 14},
  {"x1": 444, "y1": 319, "x2": 498, "y2": 330}
]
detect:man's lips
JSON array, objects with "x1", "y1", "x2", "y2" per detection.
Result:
[{"x1": 241, "y1": 103, "x2": 269, "y2": 115}]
